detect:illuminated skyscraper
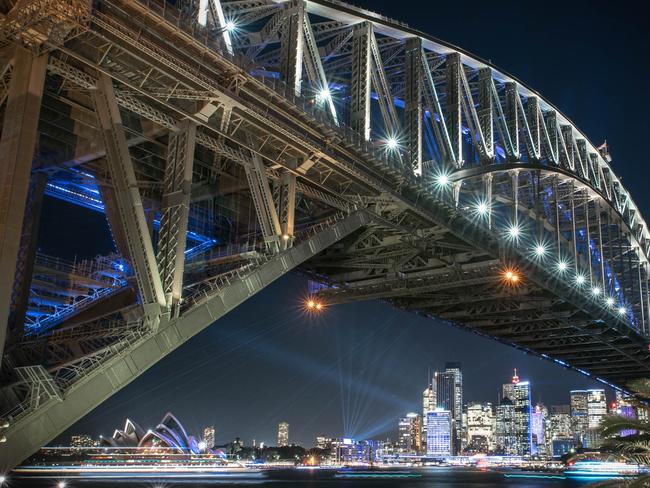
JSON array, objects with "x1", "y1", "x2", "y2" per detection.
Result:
[
  {"x1": 585, "y1": 389, "x2": 607, "y2": 448},
  {"x1": 203, "y1": 426, "x2": 215, "y2": 449},
  {"x1": 277, "y1": 422, "x2": 289, "y2": 447},
  {"x1": 531, "y1": 404, "x2": 547, "y2": 455},
  {"x1": 422, "y1": 381, "x2": 436, "y2": 447},
  {"x1": 436, "y1": 362, "x2": 462, "y2": 453},
  {"x1": 570, "y1": 390, "x2": 589, "y2": 446},
  {"x1": 495, "y1": 398, "x2": 517, "y2": 454},
  {"x1": 398, "y1": 412, "x2": 422, "y2": 453},
  {"x1": 426, "y1": 409, "x2": 452, "y2": 457},
  {"x1": 501, "y1": 369, "x2": 532, "y2": 455},
  {"x1": 466, "y1": 402, "x2": 494, "y2": 452}
]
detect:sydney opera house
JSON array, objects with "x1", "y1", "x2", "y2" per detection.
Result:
[{"x1": 102, "y1": 412, "x2": 224, "y2": 456}]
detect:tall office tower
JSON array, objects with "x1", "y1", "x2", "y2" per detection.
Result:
[
  {"x1": 495, "y1": 398, "x2": 517, "y2": 454},
  {"x1": 585, "y1": 389, "x2": 607, "y2": 448},
  {"x1": 426, "y1": 409, "x2": 452, "y2": 457},
  {"x1": 398, "y1": 412, "x2": 422, "y2": 453},
  {"x1": 203, "y1": 425, "x2": 215, "y2": 449},
  {"x1": 436, "y1": 362, "x2": 463, "y2": 453},
  {"x1": 501, "y1": 369, "x2": 532, "y2": 455},
  {"x1": 570, "y1": 390, "x2": 589, "y2": 446},
  {"x1": 530, "y1": 404, "x2": 547, "y2": 455},
  {"x1": 422, "y1": 381, "x2": 436, "y2": 447},
  {"x1": 277, "y1": 422, "x2": 289, "y2": 447},
  {"x1": 466, "y1": 402, "x2": 494, "y2": 453}
]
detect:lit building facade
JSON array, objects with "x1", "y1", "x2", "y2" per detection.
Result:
[
  {"x1": 426, "y1": 409, "x2": 452, "y2": 457},
  {"x1": 500, "y1": 370, "x2": 532, "y2": 456},
  {"x1": 398, "y1": 412, "x2": 422, "y2": 453},
  {"x1": 495, "y1": 398, "x2": 517, "y2": 454},
  {"x1": 422, "y1": 382, "x2": 436, "y2": 448},
  {"x1": 70, "y1": 434, "x2": 97, "y2": 450},
  {"x1": 466, "y1": 402, "x2": 494, "y2": 452},
  {"x1": 585, "y1": 389, "x2": 607, "y2": 448},
  {"x1": 277, "y1": 422, "x2": 289, "y2": 447},
  {"x1": 203, "y1": 426, "x2": 215, "y2": 449},
  {"x1": 570, "y1": 390, "x2": 589, "y2": 446},
  {"x1": 531, "y1": 404, "x2": 547, "y2": 456},
  {"x1": 436, "y1": 363, "x2": 463, "y2": 453}
]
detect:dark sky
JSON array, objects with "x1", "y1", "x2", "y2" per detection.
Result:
[{"x1": 43, "y1": 0, "x2": 649, "y2": 448}]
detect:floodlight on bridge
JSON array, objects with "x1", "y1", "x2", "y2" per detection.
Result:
[
  {"x1": 592, "y1": 286, "x2": 602, "y2": 296},
  {"x1": 502, "y1": 268, "x2": 521, "y2": 286},
  {"x1": 575, "y1": 274, "x2": 586, "y2": 285},
  {"x1": 606, "y1": 296, "x2": 615, "y2": 307},
  {"x1": 556, "y1": 260, "x2": 568, "y2": 273},
  {"x1": 618, "y1": 307, "x2": 627, "y2": 315},
  {"x1": 534, "y1": 243, "x2": 547, "y2": 257},
  {"x1": 225, "y1": 20, "x2": 237, "y2": 32},
  {"x1": 384, "y1": 136, "x2": 399, "y2": 150},
  {"x1": 317, "y1": 87, "x2": 331, "y2": 101},
  {"x1": 506, "y1": 224, "x2": 521, "y2": 240},
  {"x1": 436, "y1": 173, "x2": 449, "y2": 186},
  {"x1": 474, "y1": 200, "x2": 489, "y2": 217},
  {"x1": 305, "y1": 298, "x2": 325, "y2": 313}
]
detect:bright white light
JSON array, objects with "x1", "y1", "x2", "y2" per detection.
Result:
[
  {"x1": 557, "y1": 260, "x2": 568, "y2": 272},
  {"x1": 475, "y1": 201, "x2": 489, "y2": 216},
  {"x1": 225, "y1": 20, "x2": 237, "y2": 32},
  {"x1": 534, "y1": 244, "x2": 546, "y2": 257},
  {"x1": 508, "y1": 224, "x2": 520, "y2": 239},
  {"x1": 318, "y1": 87, "x2": 331, "y2": 101},
  {"x1": 618, "y1": 306, "x2": 627, "y2": 315},
  {"x1": 437, "y1": 174, "x2": 449, "y2": 186},
  {"x1": 58, "y1": 482, "x2": 67, "y2": 488},
  {"x1": 0, "y1": 475, "x2": 6, "y2": 484},
  {"x1": 606, "y1": 297, "x2": 615, "y2": 307},
  {"x1": 575, "y1": 274, "x2": 586, "y2": 285},
  {"x1": 198, "y1": 441, "x2": 207, "y2": 450},
  {"x1": 385, "y1": 137, "x2": 399, "y2": 150},
  {"x1": 591, "y1": 286, "x2": 601, "y2": 296}
]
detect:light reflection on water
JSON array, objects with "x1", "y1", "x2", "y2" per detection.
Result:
[{"x1": 8, "y1": 467, "x2": 595, "y2": 488}]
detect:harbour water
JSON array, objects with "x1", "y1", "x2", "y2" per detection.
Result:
[{"x1": 8, "y1": 467, "x2": 598, "y2": 487}]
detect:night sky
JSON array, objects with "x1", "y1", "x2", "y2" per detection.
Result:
[{"x1": 40, "y1": 0, "x2": 649, "y2": 448}]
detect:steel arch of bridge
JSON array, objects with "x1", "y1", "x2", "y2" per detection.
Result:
[{"x1": 0, "y1": 0, "x2": 648, "y2": 470}]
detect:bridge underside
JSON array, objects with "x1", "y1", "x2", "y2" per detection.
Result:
[{"x1": 0, "y1": 0, "x2": 648, "y2": 470}]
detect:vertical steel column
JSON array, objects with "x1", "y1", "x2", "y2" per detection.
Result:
[
  {"x1": 445, "y1": 53, "x2": 463, "y2": 165},
  {"x1": 584, "y1": 194, "x2": 594, "y2": 286},
  {"x1": 350, "y1": 22, "x2": 372, "y2": 140},
  {"x1": 8, "y1": 172, "x2": 47, "y2": 341},
  {"x1": 276, "y1": 170, "x2": 296, "y2": 245},
  {"x1": 478, "y1": 68, "x2": 494, "y2": 163},
  {"x1": 526, "y1": 97, "x2": 541, "y2": 161},
  {"x1": 157, "y1": 119, "x2": 197, "y2": 315},
  {"x1": 544, "y1": 111, "x2": 558, "y2": 164},
  {"x1": 505, "y1": 82, "x2": 520, "y2": 160},
  {"x1": 279, "y1": 0, "x2": 304, "y2": 97},
  {"x1": 404, "y1": 37, "x2": 422, "y2": 174},
  {"x1": 92, "y1": 74, "x2": 166, "y2": 321},
  {"x1": 485, "y1": 174, "x2": 493, "y2": 229},
  {"x1": 0, "y1": 47, "x2": 47, "y2": 362},
  {"x1": 570, "y1": 182, "x2": 578, "y2": 268},
  {"x1": 596, "y1": 200, "x2": 606, "y2": 291},
  {"x1": 198, "y1": 0, "x2": 233, "y2": 55}
]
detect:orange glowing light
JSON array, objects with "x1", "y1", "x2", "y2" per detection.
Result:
[
  {"x1": 315, "y1": 303, "x2": 323, "y2": 310},
  {"x1": 307, "y1": 300, "x2": 316, "y2": 309},
  {"x1": 502, "y1": 268, "x2": 521, "y2": 285}
]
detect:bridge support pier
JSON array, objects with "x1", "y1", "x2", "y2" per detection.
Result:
[{"x1": 0, "y1": 47, "x2": 47, "y2": 364}]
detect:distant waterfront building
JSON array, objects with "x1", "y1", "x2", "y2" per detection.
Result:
[
  {"x1": 203, "y1": 426, "x2": 215, "y2": 449},
  {"x1": 426, "y1": 409, "x2": 452, "y2": 457},
  {"x1": 422, "y1": 381, "x2": 436, "y2": 447},
  {"x1": 70, "y1": 434, "x2": 97, "y2": 450},
  {"x1": 277, "y1": 422, "x2": 289, "y2": 447},
  {"x1": 436, "y1": 363, "x2": 463, "y2": 453},
  {"x1": 398, "y1": 412, "x2": 422, "y2": 453},
  {"x1": 334, "y1": 438, "x2": 378, "y2": 464},
  {"x1": 316, "y1": 436, "x2": 334, "y2": 449},
  {"x1": 466, "y1": 402, "x2": 494, "y2": 453},
  {"x1": 570, "y1": 390, "x2": 589, "y2": 446},
  {"x1": 500, "y1": 369, "x2": 532, "y2": 456}
]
